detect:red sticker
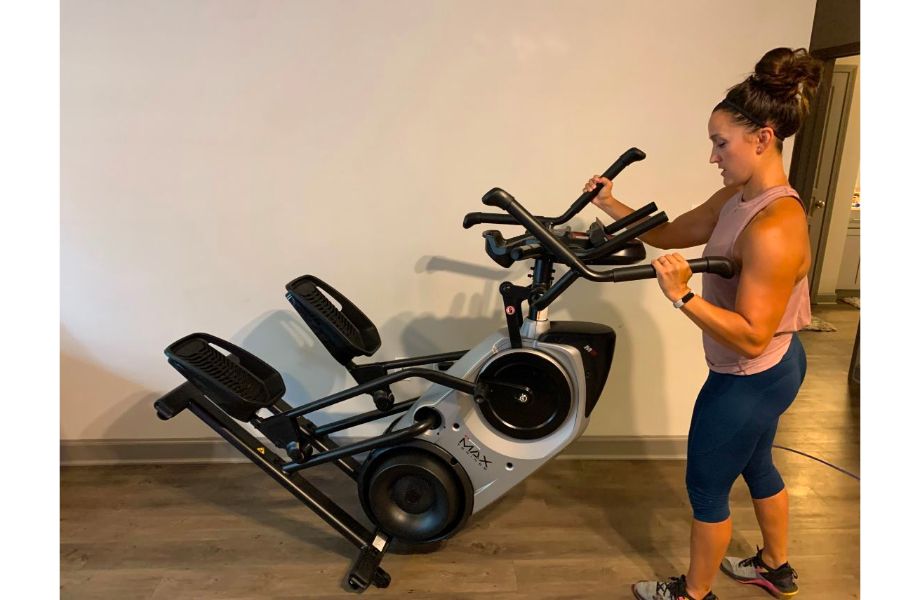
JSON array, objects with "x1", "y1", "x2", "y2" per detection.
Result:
[{"x1": 505, "y1": 306, "x2": 516, "y2": 315}]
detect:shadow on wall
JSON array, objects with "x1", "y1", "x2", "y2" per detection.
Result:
[
  {"x1": 232, "y1": 253, "x2": 669, "y2": 439},
  {"x1": 61, "y1": 326, "x2": 216, "y2": 441},
  {"x1": 61, "y1": 259, "x2": 510, "y2": 443},
  {"x1": 63, "y1": 250, "x2": 668, "y2": 447},
  {"x1": 230, "y1": 256, "x2": 516, "y2": 437}
]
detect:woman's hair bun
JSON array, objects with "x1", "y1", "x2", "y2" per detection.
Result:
[
  {"x1": 753, "y1": 47, "x2": 822, "y2": 103},
  {"x1": 715, "y1": 47, "x2": 824, "y2": 143}
]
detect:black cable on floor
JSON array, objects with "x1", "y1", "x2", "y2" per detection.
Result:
[{"x1": 772, "y1": 444, "x2": 860, "y2": 480}]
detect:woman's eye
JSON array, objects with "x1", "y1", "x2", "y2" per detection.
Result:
[{"x1": 717, "y1": 142, "x2": 726, "y2": 148}]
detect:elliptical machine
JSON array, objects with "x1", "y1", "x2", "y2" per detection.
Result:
[{"x1": 153, "y1": 147, "x2": 735, "y2": 592}]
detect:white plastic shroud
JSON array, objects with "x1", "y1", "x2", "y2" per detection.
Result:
[{"x1": 392, "y1": 319, "x2": 590, "y2": 514}]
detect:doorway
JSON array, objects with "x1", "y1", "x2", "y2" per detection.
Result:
[{"x1": 805, "y1": 56, "x2": 860, "y2": 305}]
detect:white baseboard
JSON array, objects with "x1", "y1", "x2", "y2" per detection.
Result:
[
  {"x1": 814, "y1": 293, "x2": 840, "y2": 304},
  {"x1": 60, "y1": 435, "x2": 688, "y2": 466}
]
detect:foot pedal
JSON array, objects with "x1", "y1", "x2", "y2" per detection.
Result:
[
  {"x1": 164, "y1": 333, "x2": 285, "y2": 421},
  {"x1": 285, "y1": 275, "x2": 381, "y2": 365}
]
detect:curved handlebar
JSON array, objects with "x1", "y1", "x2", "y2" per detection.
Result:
[
  {"x1": 482, "y1": 187, "x2": 591, "y2": 274},
  {"x1": 464, "y1": 147, "x2": 646, "y2": 229},
  {"x1": 553, "y1": 147, "x2": 646, "y2": 225},
  {"x1": 482, "y1": 187, "x2": 735, "y2": 282}
]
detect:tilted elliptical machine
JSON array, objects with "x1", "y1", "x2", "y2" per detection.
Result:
[{"x1": 153, "y1": 147, "x2": 735, "y2": 592}]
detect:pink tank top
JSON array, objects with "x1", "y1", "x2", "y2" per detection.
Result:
[{"x1": 701, "y1": 185, "x2": 811, "y2": 375}]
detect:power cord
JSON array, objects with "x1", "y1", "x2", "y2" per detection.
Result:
[{"x1": 772, "y1": 444, "x2": 860, "y2": 480}]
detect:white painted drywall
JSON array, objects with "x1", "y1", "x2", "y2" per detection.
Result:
[{"x1": 62, "y1": 0, "x2": 817, "y2": 441}]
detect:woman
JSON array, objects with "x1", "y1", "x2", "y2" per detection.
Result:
[{"x1": 585, "y1": 47, "x2": 822, "y2": 600}]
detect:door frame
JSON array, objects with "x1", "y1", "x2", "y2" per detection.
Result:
[
  {"x1": 788, "y1": 46, "x2": 859, "y2": 302},
  {"x1": 803, "y1": 64, "x2": 858, "y2": 301}
]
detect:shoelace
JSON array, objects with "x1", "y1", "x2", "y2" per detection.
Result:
[
  {"x1": 657, "y1": 576, "x2": 690, "y2": 599},
  {"x1": 738, "y1": 545, "x2": 765, "y2": 568},
  {"x1": 738, "y1": 548, "x2": 799, "y2": 580},
  {"x1": 739, "y1": 554, "x2": 758, "y2": 568}
]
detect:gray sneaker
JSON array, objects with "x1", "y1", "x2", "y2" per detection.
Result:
[
  {"x1": 632, "y1": 575, "x2": 718, "y2": 600},
  {"x1": 720, "y1": 547, "x2": 799, "y2": 598}
]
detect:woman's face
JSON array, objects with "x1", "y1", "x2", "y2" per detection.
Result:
[{"x1": 708, "y1": 109, "x2": 760, "y2": 187}]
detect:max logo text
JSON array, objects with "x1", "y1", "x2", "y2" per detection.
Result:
[{"x1": 458, "y1": 435, "x2": 492, "y2": 470}]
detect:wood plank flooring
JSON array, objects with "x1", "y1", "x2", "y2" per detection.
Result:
[{"x1": 61, "y1": 304, "x2": 860, "y2": 599}]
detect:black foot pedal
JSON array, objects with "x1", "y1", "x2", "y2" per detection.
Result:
[
  {"x1": 164, "y1": 333, "x2": 285, "y2": 421},
  {"x1": 285, "y1": 275, "x2": 381, "y2": 365}
]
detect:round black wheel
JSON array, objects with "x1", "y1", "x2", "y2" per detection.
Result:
[
  {"x1": 476, "y1": 350, "x2": 572, "y2": 440},
  {"x1": 363, "y1": 450, "x2": 464, "y2": 543}
]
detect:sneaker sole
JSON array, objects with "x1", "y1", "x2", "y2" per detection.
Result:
[{"x1": 719, "y1": 563, "x2": 797, "y2": 599}]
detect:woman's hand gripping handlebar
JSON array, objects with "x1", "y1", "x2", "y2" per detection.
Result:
[
  {"x1": 463, "y1": 147, "x2": 647, "y2": 230},
  {"x1": 552, "y1": 146, "x2": 647, "y2": 225},
  {"x1": 481, "y1": 187, "x2": 736, "y2": 282}
]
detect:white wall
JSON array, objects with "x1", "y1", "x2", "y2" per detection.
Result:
[{"x1": 62, "y1": 0, "x2": 817, "y2": 441}]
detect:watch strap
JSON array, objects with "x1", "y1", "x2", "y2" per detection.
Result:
[{"x1": 673, "y1": 290, "x2": 695, "y2": 309}]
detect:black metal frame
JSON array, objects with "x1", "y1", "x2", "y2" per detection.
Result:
[
  {"x1": 277, "y1": 366, "x2": 474, "y2": 421},
  {"x1": 153, "y1": 346, "x2": 473, "y2": 592},
  {"x1": 155, "y1": 383, "x2": 393, "y2": 591}
]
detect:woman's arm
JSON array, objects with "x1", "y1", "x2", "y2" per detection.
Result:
[
  {"x1": 652, "y1": 198, "x2": 809, "y2": 357},
  {"x1": 586, "y1": 177, "x2": 739, "y2": 250}
]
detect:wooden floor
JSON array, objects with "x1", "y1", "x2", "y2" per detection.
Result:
[{"x1": 61, "y1": 304, "x2": 860, "y2": 599}]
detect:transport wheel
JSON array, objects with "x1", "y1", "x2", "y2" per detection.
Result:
[{"x1": 363, "y1": 449, "x2": 463, "y2": 543}]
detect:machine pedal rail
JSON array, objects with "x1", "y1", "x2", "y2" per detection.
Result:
[{"x1": 346, "y1": 534, "x2": 391, "y2": 592}]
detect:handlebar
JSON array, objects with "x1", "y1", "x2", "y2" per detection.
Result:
[
  {"x1": 553, "y1": 147, "x2": 647, "y2": 224},
  {"x1": 463, "y1": 212, "x2": 552, "y2": 229},
  {"x1": 607, "y1": 257, "x2": 735, "y2": 281},
  {"x1": 604, "y1": 201, "x2": 657, "y2": 236},
  {"x1": 463, "y1": 147, "x2": 647, "y2": 229},
  {"x1": 579, "y1": 212, "x2": 669, "y2": 261},
  {"x1": 482, "y1": 187, "x2": 735, "y2": 282}
]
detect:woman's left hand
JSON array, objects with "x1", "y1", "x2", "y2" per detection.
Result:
[{"x1": 651, "y1": 253, "x2": 693, "y2": 302}]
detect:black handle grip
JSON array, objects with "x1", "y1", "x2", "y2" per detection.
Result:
[
  {"x1": 700, "y1": 257, "x2": 736, "y2": 279},
  {"x1": 509, "y1": 243, "x2": 544, "y2": 261},
  {"x1": 579, "y1": 211, "x2": 669, "y2": 262},
  {"x1": 481, "y1": 187, "x2": 597, "y2": 274},
  {"x1": 603, "y1": 201, "x2": 657, "y2": 236},
  {"x1": 464, "y1": 212, "x2": 513, "y2": 228},
  {"x1": 481, "y1": 188, "x2": 516, "y2": 210},
  {"x1": 609, "y1": 257, "x2": 736, "y2": 282},
  {"x1": 601, "y1": 147, "x2": 647, "y2": 180},
  {"x1": 552, "y1": 147, "x2": 647, "y2": 225},
  {"x1": 463, "y1": 211, "x2": 553, "y2": 229}
]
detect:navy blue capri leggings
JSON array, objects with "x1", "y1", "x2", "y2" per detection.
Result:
[{"x1": 685, "y1": 334, "x2": 807, "y2": 523}]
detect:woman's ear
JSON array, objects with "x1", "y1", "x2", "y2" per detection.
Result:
[{"x1": 756, "y1": 128, "x2": 775, "y2": 153}]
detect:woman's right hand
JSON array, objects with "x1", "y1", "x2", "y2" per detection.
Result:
[{"x1": 584, "y1": 175, "x2": 615, "y2": 211}]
